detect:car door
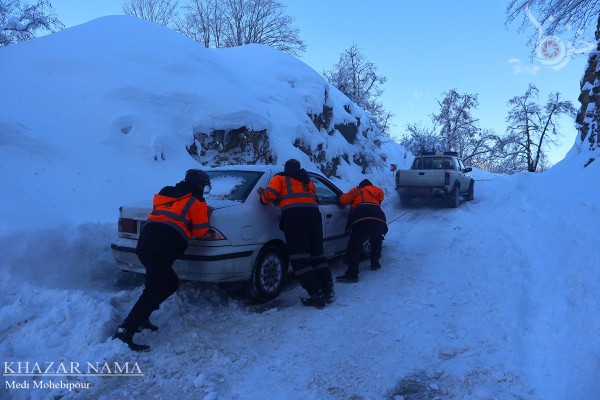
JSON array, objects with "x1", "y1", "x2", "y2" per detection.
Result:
[{"x1": 309, "y1": 174, "x2": 348, "y2": 258}]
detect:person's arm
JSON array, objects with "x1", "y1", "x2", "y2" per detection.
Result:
[
  {"x1": 258, "y1": 176, "x2": 282, "y2": 205},
  {"x1": 338, "y1": 187, "x2": 359, "y2": 206},
  {"x1": 189, "y1": 200, "x2": 210, "y2": 238}
]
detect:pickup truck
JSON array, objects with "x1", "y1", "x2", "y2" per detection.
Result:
[{"x1": 395, "y1": 152, "x2": 474, "y2": 208}]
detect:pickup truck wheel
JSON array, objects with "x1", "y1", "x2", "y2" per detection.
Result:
[
  {"x1": 464, "y1": 180, "x2": 474, "y2": 201},
  {"x1": 400, "y1": 194, "x2": 412, "y2": 207},
  {"x1": 449, "y1": 185, "x2": 460, "y2": 208},
  {"x1": 247, "y1": 245, "x2": 287, "y2": 300}
]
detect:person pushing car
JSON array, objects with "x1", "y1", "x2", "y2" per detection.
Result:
[
  {"x1": 114, "y1": 169, "x2": 211, "y2": 351},
  {"x1": 336, "y1": 179, "x2": 387, "y2": 283},
  {"x1": 257, "y1": 159, "x2": 334, "y2": 308}
]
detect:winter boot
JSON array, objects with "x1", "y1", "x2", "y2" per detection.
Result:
[
  {"x1": 324, "y1": 288, "x2": 336, "y2": 304},
  {"x1": 335, "y1": 273, "x2": 359, "y2": 283},
  {"x1": 370, "y1": 260, "x2": 381, "y2": 271},
  {"x1": 136, "y1": 319, "x2": 159, "y2": 333},
  {"x1": 301, "y1": 291, "x2": 326, "y2": 309},
  {"x1": 113, "y1": 325, "x2": 150, "y2": 352}
]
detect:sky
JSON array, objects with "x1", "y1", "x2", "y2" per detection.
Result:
[
  {"x1": 47, "y1": 0, "x2": 593, "y2": 164},
  {"x1": 1, "y1": 14, "x2": 600, "y2": 399}
]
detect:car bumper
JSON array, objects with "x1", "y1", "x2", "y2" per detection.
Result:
[
  {"x1": 397, "y1": 187, "x2": 447, "y2": 196},
  {"x1": 110, "y1": 238, "x2": 260, "y2": 282}
]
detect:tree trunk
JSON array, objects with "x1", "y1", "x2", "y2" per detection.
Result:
[{"x1": 576, "y1": 14, "x2": 600, "y2": 166}]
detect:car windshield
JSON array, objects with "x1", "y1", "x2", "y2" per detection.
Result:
[{"x1": 205, "y1": 170, "x2": 263, "y2": 203}]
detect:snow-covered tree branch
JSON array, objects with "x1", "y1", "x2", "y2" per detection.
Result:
[{"x1": 0, "y1": 0, "x2": 63, "y2": 47}]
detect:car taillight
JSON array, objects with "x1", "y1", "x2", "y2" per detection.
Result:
[
  {"x1": 198, "y1": 227, "x2": 226, "y2": 241},
  {"x1": 118, "y1": 218, "x2": 138, "y2": 234},
  {"x1": 445, "y1": 171, "x2": 450, "y2": 185}
]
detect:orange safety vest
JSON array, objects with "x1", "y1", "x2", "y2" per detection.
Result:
[
  {"x1": 339, "y1": 185, "x2": 384, "y2": 211},
  {"x1": 147, "y1": 193, "x2": 209, "y2": 239},
  {"x1": 261, "y1": 175, "x2": 318, "y2": 211}
]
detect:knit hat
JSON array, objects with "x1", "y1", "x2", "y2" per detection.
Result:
[
  {"x1": 284, "y1": 159, "x2": 301, "y2": 172},
  {"x1": 358, "y1": 179, "x2": 372, "y2": 187},
  {"x1": 184, "y1": 169, "x2": 210, "y2": 187}
]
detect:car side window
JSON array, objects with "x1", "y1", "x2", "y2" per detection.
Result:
[{"x1": 309, "y1": 175, "x2": 340, "y2": 204}]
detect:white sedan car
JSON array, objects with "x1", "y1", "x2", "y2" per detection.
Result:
[{"x1": 111, "y1": 165, "x2": 350, "y2": 300}]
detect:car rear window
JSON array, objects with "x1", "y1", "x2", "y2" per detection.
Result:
[
  {"x1": 413, "y1": 157, "x2": 454, "y2": 170},
  {"x1": 205, "y1": 170, "x2": 263, "y2": 202}
]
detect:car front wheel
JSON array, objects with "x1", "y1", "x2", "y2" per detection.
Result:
[{"x1": 249, "y1": 245, "x2": 287, "y2": 300}]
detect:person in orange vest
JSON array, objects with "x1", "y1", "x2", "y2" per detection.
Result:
[
  {"x1": 336, "y1": 179, "x2": 387, "y2": 283},
  {"x1": 257, "y1": 159, "x2": 334, "y2": 308},
  {"x1": 114, "y1": 169, "x2": 211, "y2": 351}
]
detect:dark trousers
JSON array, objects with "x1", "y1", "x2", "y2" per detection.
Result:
[
  {"x1": 123, "y1": 251, "x2": 179, "y2": 330},
  {"x1": 283, "y1": 208, "x2": 333, "y2": 296},
  {"x1": 346, "y1": 220, "x2": 385, "y2": 277}
]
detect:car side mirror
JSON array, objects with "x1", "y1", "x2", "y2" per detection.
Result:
[{"x1": 464, "y1": 167, "x2": 472, "y2": 173}]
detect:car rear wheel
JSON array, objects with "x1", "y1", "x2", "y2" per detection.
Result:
[
  {"x1": 464, "y1": 180, "x2": 474, "y2": 201},
  {"x1": 400, "y1": 194, "x2": 412, "y2": 207},
  {"x1": 249, "y1": 245, "x2": 287, "y2": 300},
  {"x1": 449, "y1": 184, "x2": 460, "y2": 208}
]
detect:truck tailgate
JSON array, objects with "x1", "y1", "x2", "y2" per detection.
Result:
[{"x1": 396, "y1": 170, "x2": 445, "y2": 187}]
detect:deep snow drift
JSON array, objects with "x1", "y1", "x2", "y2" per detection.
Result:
[{"x1": 1, "y1": 15, "x2": 599, "y2": 400}]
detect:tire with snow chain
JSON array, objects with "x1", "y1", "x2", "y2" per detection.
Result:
[
  {"x1": 248, "y1": 245, "x2": 287, "y2": 300},
  {"x1": 449, "y1": 184, "x2": 460, "y2": 208}
]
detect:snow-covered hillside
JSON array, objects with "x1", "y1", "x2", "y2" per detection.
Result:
[
  {"x1": 0, "y1": 15, "x2": 404, "y2": 234},
  {"x1": 1, "y1": 15, "x2": 599, "y2": 400}
]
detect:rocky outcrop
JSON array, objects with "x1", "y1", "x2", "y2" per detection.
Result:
[
  {"x1": 188, "y1": 127, "x2": 274, "y2": 165},
  {"x1": 187, "y1": 86, "x2": 385, "y2": 177},
  {"x1": 576, "y1": 16, "x2": 600, "y2": 167}
]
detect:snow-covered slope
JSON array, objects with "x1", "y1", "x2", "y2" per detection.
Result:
[{"x1": 0, "y1": 15, "x2": 403, "y2": 232}]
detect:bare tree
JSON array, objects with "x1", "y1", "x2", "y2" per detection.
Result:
[
  {"x1": 399, "y1": 122, "x2": 441, "y2": 156},
  {"x1": 429, "y1": 89, "x2": 496, "y2": 164},
  {"x1": 506, "y1": 1, "x2": 600, "y2": 166},
  {"x1": 502, "y1": 84, "x2": 576, "y2": 172},
  {"x1": 1, "y1": 0, "x2": 63, "y2": 46},
  {"x1": 122, "y1": 0, "x2": 179, "y2": 27},
  {"x1": 323, "y1": 43, "x2": 393, "y2": 134},
  {"x1": 177, "y1": 0, "x2": 305, "y2": 56},
  {"x1": 177, "y1": 0, "x2": 223, "y2": 47},
  {"x1": 506, "y1": 0, "x2": 599, "y2": 45},
  {"x1": 432, "y1": 89, "x2": 478, "y2": 159}
]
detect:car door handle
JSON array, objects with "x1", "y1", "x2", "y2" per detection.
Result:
[
  {"x1": 326, "y1": 214, "x2": 333, "y2": 218},
  {"x1": 419, "y1": 172, "x2": 425, "y2": 175}
]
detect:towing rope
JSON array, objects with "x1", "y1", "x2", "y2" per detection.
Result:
[{"x1": 386, "y1": 194, "x2": 437, "y2": 226}]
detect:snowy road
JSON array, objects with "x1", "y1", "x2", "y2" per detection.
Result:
[
  {"x1": 87, "y1": 184, "x2": 533, "y2": 399},
  {"x1": 4, "y1": 169, "x2": 599, "y2": 400}
]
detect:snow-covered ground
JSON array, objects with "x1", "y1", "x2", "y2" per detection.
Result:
[{"x1": 2, "y1": 15, "x2": 600, "y2": 400}]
